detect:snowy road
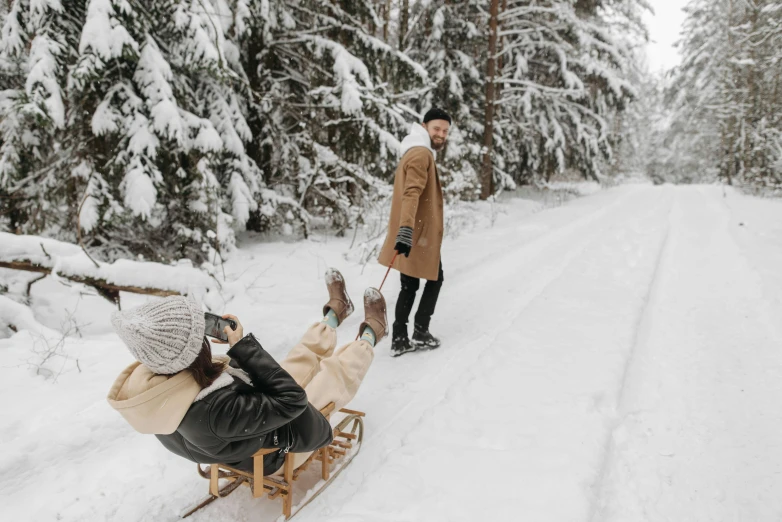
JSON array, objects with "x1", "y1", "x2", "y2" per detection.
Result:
[{"x1": 3, "y1": 185, "x2": 782, "y2": 521}]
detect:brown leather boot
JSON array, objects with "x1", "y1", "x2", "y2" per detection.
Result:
[
  {"x1": 323, "y1": 268, "x2": 354, "y2": 325},
  {"x1": 359, "y1": 288, "x2": 387, "y2": 343}
]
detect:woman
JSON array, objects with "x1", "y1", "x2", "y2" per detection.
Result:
[{"x1": 107, "y1": 269, "x2": 386, "y2": 476}]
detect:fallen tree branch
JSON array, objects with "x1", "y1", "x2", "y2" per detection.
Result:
[
  {"x1": 2, "y1": 232, "x2": 218, "y2": 307},
  {"x1": 26, "y1": 273, "x2": 48, "y2": 297},
  {"x1": 0, "y1": 260, "x2": 181, "y2": 305}
]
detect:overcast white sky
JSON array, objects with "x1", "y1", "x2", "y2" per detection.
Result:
[{"x1": 644, "y1": 1, "x2": 688, "y2": 72}]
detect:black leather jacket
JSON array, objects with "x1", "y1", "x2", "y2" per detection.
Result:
[{"x1": 156, "y1": 334, "x2": 333, "y2": 475}]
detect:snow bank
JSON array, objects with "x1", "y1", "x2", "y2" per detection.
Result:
[
  {"x1": 543, "y1": 180, "x2": 602, "y2": 196},
  {"x1": 0, "y1": 295, "x2": 59, "y2": 339}
]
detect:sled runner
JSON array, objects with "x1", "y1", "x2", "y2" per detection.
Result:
[{"x1": 181, "y1": 403, "x2": 365, "y2": 520}]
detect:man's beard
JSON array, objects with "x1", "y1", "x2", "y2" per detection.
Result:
[{"x1": 430, "y1": 139, "x2": 446, "y2": 151}]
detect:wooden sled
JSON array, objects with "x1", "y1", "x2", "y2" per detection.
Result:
[{"x1": 181, "y1": 403, "x2": 365, "y2": 520}]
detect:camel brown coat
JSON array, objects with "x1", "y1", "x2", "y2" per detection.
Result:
[{"x1": 378, "y1": 147, "x2": 443, "y2": 281}]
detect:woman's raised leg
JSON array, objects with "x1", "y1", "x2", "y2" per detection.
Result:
[{"x1": 279, "y1": 269, "x2": 353, "y2": 387}]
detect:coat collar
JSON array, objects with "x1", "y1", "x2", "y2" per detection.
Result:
[
  {"x1": 400, "y1": 123, "x2": 436, "y2": 159},
  {"x1": 193, "y1": 358, "x2": 252, "y2": 402}
]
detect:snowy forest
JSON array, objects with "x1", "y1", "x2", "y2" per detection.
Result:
[
  {"x1": 3, "y1": 3, "x2": 782, "y2": 521},
  {"x1": 1, "y1": 0, "x2": 781, "y2": 266}
]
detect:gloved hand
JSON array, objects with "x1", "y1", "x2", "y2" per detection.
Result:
[{"x1": 394, "y1": 226, "x2": 413, "y2": 257}]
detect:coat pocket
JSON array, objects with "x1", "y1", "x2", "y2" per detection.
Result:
[{"x1": 416, "y1": 222, "x2": 429, "y2": 247}]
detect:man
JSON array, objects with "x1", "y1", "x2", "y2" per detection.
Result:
[{"x1": 378, "y1": 108, "x2": 451, "y2": 357}]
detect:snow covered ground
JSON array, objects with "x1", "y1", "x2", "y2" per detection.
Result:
[{"x1": 2, "y1": 184, "x2": 782, "y2": 522}]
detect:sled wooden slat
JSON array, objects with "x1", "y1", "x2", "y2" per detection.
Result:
[
  {"x1": 335, "y1": 431, "x2": 357, "y2": 440},
  {"x1": 184, "y1": 402, "x2": 365, "y2": 520},
  {"x1": 253, "y1": 449, "x2": 265, "y2": 498},
  {"x1": 209, "y1": 464, "x2": 220, "y2": 496},
  {"x1": 338, "y1": 408, "x2": 365, "y2": 417},
  {"x1": 320, "y1": 446, "x2": 330, "y2": 481},
  {"x1": 264, "y1": 475, "x2": 287, "y2": 488}
]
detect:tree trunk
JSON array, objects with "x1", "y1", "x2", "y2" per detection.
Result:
[
  {"x1": 496, "y1": 0, "x2": 508, "y2": 101},
  {"x1": 383, "y1": 0, "x2": 391, "y2": 43},
  {"x1": 480, "y1": 0, "x2": 500, "y2": 200},
  {"x1": 399, "y1": 0, "x2": 409, "y2": 50}
]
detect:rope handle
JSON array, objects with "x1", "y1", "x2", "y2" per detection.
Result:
[{"x1": 378, "y1": 252, "x2": 398, "y2": 293}]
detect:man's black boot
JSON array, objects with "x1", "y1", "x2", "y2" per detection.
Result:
[
  {"x1": 412, "y1": 325, "x2": 441, "y2": 349},
  {"x1": 391, "y1": 323, "x2": 416, "y2": 357},
  {"x1": 391, "y1": 334, "x2": 416, "y2": 357}
]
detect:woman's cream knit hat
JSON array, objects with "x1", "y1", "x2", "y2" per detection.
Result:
[{"x1": 111, "y1": 295, "x2": 205, "y2": 374}]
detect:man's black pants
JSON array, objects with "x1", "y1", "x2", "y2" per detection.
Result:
[{"x1": 393, "y1": 261, "x2": 444, "y2": 338}]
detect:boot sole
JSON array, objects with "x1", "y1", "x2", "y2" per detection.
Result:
[
  {"x1": 391, "y1": 344, "x2": 417, "y2": 357},
  {"x1": 411, "y1": 340, "x2": 441, "y2": 349},
  {"x1": 392, "y1": 343, "x2": 441, "y2": 357}
]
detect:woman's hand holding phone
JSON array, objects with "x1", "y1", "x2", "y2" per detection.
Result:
[
  {"x1": 221, "y1": 314, "x2": 243, "y2": 347},
  {"x1": 206, "y1": 312, "x2": 243, "y2": 347}
]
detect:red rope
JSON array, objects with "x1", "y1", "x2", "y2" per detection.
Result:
[{"x1": 378, "y1": 252, "x2": 398, "y2": 293}]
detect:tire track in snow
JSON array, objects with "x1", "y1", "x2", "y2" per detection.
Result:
[
  {"x1": 448, "y1": 185, "x2": 646, "y2": 282},
  {"x1": 586, "y1": 189, "x2": 676, "y2": 522},
  {"x1": 588, "y1": 186, "x2": 782, "y2": 522}
]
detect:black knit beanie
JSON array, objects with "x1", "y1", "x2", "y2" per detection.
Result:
[{"x1": 423, "y1": 108, "x2": 452, "y2": 125}]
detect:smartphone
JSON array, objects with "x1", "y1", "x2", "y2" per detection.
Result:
[{"x1": 204, "y1": 312, "x2": 237, "y2": 342}]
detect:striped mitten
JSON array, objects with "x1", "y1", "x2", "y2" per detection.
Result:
[{"x1": 394, "y1": 226, "x2": 413, "y2": 257}]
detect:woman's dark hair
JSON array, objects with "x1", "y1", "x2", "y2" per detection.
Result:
[{"x1": 187, "y1": 338, "x2": 224, "y2": 389}]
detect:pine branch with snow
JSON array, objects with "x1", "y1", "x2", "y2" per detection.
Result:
[
  {"x1": 666, "y1": 0, "x2": 782, "y2": 187},
  {"x1": 496, "y1": 0, "x2": 648, "y2": 184},
  {"x1": 404, "y1": 0, "x2": 486, "y2": 200}
]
